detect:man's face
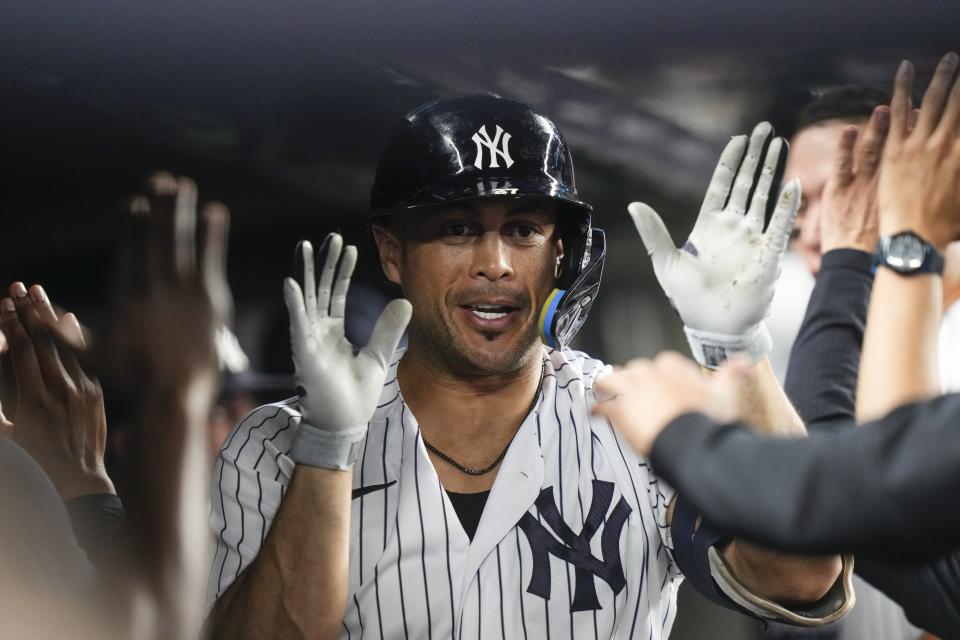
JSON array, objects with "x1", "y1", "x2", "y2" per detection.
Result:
[
  {"x1": 373, "y1": 198, "x2": 562, "y2": 377},
  {"x1": 785, "y1": 119, "x2": 862, "y2": 276}
]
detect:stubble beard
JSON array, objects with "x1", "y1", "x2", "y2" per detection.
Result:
[{"x1": 407, "y1": 308, "x2": 542, "y2": 379}]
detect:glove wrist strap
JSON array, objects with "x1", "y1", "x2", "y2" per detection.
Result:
[
  {"x1": 683, "y1": 323, "x2": 772, "y2": 369},
  {"x1": 290, "y1": 422, "x2": 367, "y2": 471}
]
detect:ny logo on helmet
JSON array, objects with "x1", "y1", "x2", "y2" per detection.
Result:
[{"x1": 472, "y1": 125, "x2": 514, "y2": 170}]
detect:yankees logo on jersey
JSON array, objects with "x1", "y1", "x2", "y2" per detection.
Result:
[{"x1": 208, "y1": 347, "x2": 681, "y2": 639}]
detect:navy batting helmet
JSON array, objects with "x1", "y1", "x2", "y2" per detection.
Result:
[{"x1": 370, "y1": 93, "x2": 605, "y2": 350}]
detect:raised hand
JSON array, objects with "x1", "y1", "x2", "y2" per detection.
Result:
[
  {"x1": 0, "y1": 284, "x2": 113, "y2": 500},
  {"x1": 820, "y1": 106, "x2": 890, "y2": 254},
  {"x1": 285, "y1": 234, "x2": 411, "y2": 470},
  {"x1": 101, "y1": 173, "x2": 230, "y2": 395},
  {"x1": 628, "y1": 122, "x2": 800, "y2": 368},
  {"x1": 879, "y1": 53, "x2": 960, "y2": 249}
]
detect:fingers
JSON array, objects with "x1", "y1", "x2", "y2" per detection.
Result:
[
  {"x1": 908, "y1": 108, "x2": 920, "y2": 131},
  {"x1": 330, "y1": 245, "x2": 357, "y2": 319},
  {"x1": 701, "y1": 135, "x2": 747, "y2": 214},
  {"x1": 727, "y1": 122, "x2": 773, "y2": 216},
  {"x1": 764, "y1": 179, "x2": 802, "y2": 259},
  {"x1": 890, "y1": 60, "x2": 915, "y2": 141},
  {"x1": 627, "y1": 202, "x2": 675, "y2": 274},
  {"x1": 283, "y1": 277, "x2": 311, "y2": 351},
  {"x1": 364, "y1": 298, "x2": 412, "y2": 367},
  {"x1": 11, "y1": 284, "x2": 71, "y2": 396},
  {"x1": 173, "y1": 177, "x2": 198, "y2": 282},
  {"x1": 915, "y1": 52, "x2": 959, "y2": 136},
  {"x1": 146, "y1": 172, "x2": 180, "y2": 285},
  {"x1": 746, "y1": 136, "x2": 786, "y2": 231},
  {"x1": 199, "y1": 203, "x2": 231, "y2": 322},
  {"x1": 936, "y1": 53, "x2": 960, "y2": 138},
  {"x1": 25, "y1": 285, "x2": 88, "y2": 385},
  {"x1": 854, "y1": 106, "x2": 890, "y2": 177},
  {"x1": 49, "y1": 313, "x2": 89, "y2": 384},
  {"x1": 296, "y1": 240, "x2": 318, "y2": 326},
  {"x1": 316, "y1": 234, "x2": 343, "y2": 319},
  {"x1": 0, "y1": 295, "x2": 43, "y2": 400},
  {"x1": 833, "y1": 126, "x2": 858, "y2": 188},
  {"x1": 714, "y1": 355, "x2": 748, "y2": 391},
  {"x1": 116, "y1": 196, "x2": 151, "y2": 295}
]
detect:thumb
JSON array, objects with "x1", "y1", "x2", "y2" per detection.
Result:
[
  {"x1": 714, "y1": 354, "x2": 748, "y2": 396},
  {"x1": 627, "y1": 202, "x2": 675, "y2": 273},
  {"x1": 364, "y1": 298, "x2": 412, "y2": 368}
]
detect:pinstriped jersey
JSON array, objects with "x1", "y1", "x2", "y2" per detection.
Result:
[{"x1": 207, "y1": 346, "x2": 683, "y2": 638}]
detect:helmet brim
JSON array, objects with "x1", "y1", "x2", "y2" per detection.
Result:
[{"x1": 370, "y1": 174, "x2": 592, "y2": 218}]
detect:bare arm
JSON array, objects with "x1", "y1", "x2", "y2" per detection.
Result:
[
  {"x1": 100, "y1": 174, "x2": 229, "y2": 638},
  {"x1": 207, "y1": 467, "x2": 352, "y2": 640},
  {"x1": 208, "y1": 235, "x2": 410, "y2": 640}
]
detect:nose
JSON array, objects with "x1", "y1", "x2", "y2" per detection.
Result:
[{"x1": 471, "y1": 232, "x2": 514, "y2": 281}]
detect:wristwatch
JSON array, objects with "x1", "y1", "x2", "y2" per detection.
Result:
[{"x1": 873, "y1": 231, "x2": 944, "y2": 276}]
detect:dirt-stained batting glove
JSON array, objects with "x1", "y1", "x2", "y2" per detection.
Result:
[{"x1": 628, "y1": 122, "x2": 800, "y2": 368}]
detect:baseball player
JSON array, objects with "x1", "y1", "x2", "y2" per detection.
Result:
[{"x1": 206, "y1": 95, "x2": 852, "y2": 639}]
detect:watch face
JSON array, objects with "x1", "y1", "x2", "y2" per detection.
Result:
[{"x1": 887, "y1": 234, "x2": 926, "y2": 271}]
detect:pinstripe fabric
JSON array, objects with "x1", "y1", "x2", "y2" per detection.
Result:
[{"x1": 207, "y1": 347, "x2": 683, "y2": 638}]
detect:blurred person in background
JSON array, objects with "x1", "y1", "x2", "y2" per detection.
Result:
[{"x1": 0, "y1": 172, "x2": 231, "y2": 639}]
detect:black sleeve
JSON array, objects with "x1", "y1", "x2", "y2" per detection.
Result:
[
  {"x1": 855, "y1": 553, "x2": 960, "y2": 639},
  {"x1": 783, "y1": 249, "x2": 874, "y2": 431},
  {"x1": 650, "y1": 395, "x2": 960, "y2": 559},
  {"x1": 65, "y1": 493, "x2": 127, "y2": 570}
]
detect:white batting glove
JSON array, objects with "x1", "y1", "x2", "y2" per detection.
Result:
[
  {"x1": 628, "y1": 122, "x2": 801, "y2": 368},
  {"x1": 284, "y1": 233, "x2": 412, "y2": 470}
]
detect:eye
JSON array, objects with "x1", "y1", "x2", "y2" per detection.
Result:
[
  {"x1": 507, "y1": 223, "x2": 543, "y2": 240},
  {"x1": 442, "y1": 222, "x2": 472, "y2": 237}
]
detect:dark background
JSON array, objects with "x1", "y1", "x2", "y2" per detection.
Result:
[{"x1": 1, "y1": 2, "x2": 957, "y2": 636}]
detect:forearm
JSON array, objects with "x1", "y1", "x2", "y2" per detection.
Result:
[
  {"x1": 857, "y1": 269, "x2": 942, "y2": 422},
  {"x1": 728, "y1": 357, "x2": 805, "y2": 437},
  {"x1": 125, "y1": 380, "x2": 216, "y2": 637},
  {"x1": 207, "y1": 465, "x2": 352, "y2": 640}
]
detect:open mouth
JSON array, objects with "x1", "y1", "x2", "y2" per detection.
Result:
[{"x1": 466, "y1": 304, "x2": 516, "y2": 320}]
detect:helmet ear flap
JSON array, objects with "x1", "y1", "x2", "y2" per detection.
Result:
[{"x1": 540, "y1": 228, "x2": 606, "y2": 350}]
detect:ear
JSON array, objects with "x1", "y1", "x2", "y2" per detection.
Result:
[{"x1": 371, "y1": 223, "x2": 403, "y2": 285}]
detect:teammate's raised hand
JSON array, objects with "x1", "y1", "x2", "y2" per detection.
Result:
[
  {"x1": 285, "y1": 234, "x2": 411, "y2": 470},
  {"x1": 0, "y1": 284, "x2": 114, "y2": 500},
  {"x1": 879, "y1": 52, "x2": 960, "y2": 249},
  {"x1": 820, "y1": 105, "x2": 890, "y2": 254},
  {"x1": 628, "y1": 122, "x2": 800, "y2": 368}
]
